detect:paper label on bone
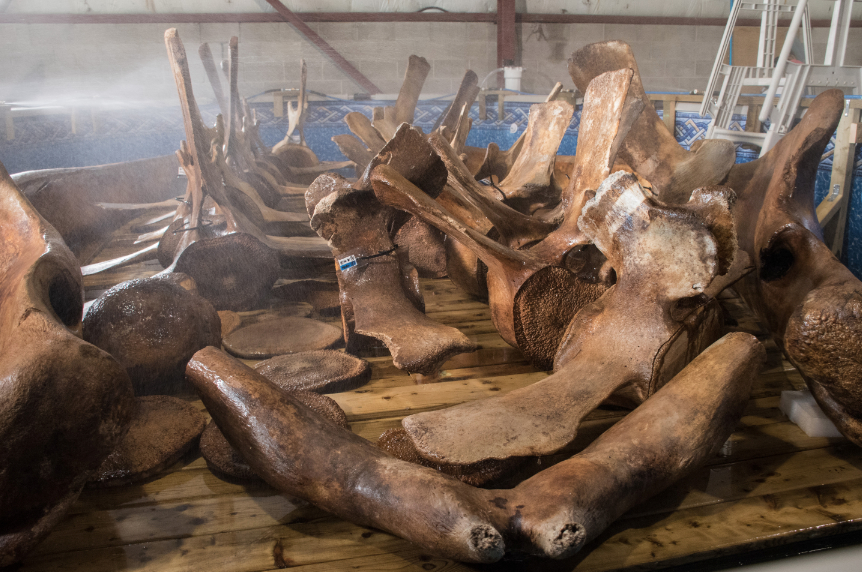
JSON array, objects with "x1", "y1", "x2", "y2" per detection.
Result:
[{"x1": 338, "y1": 255, "x2": 358, "y2": 271}]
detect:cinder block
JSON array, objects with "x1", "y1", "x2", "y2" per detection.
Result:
[
  {"x1": 240, "y1": 61, "x2": 286, "y2": 83},
  {"x1": 200, "y1": 23, "x2": 240, "y2": 44},
  {"x1": 642, "y1": 76, "x2": 681, "y2": 92},
  {"x1": 0, "y1": 24, "x2": 31, "y2": 45},
  {"x1": 419, "y1": 77, "x2": 453, "y2": 95},
  {"x1": 356, "y1": 22, "x2": 390, "y2": 42},
  {"x1": 646, "y1": 25, "x2": 696, "y2": 42},
  {"x1": 696, "y1": 60, "x2": 718, "y2": 77},
  {"x1": 25, "y1": 23, "x2": 75, "y2": 46},
  {"x1": 239, "y1": 22, "x2": 300, "y2": 44},
  {"x1": 649, "y1": 41, "x2": 687, "y2": 62},
  {"x1": 637, "y1": 59, "x2": 667, "y2": 79},
  {"x1": 432, "y1": 59, "x2": 472, "y2": 80},
  {"x1": 306, "y1": 79, "x2": 346, "y2": 95},
  {"x1": 240, "y1": 41, "x2": 302, "y2": 63},
  {"x1": 317, "y1": 22, "x2": 359, "y2": 42},
  {"x1": 666, "y1": 59, "x2": 697, "y2": 78},
  {"x1": 391, "y1": 22, "x2": 434, "y2": 41},
  {"x1": 358, "y1": 59, "x2": 400, "y2": 82},
  {"x1": 547, "y1": 23, "x2": 605, "y2": 45},
  {"x1": 604, "y1": 23, "x2": 646, "y2": 42},
  {"x1": 695, "y1": 25, "x2": 726, "y2": 44}
]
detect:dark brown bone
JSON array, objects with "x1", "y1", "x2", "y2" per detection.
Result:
[
  {"x1": 187, "y1": 332, "x2": 761, "y2": 561},
  {"x1": 11, "y1": 155, "x2": 182, "y2": 262},
  {"x1": 222, "y1": 316, "x2": 343, "y2": 360},
  {"x1": 162, "y1": 29, "x2": 331, "y2": 311},
  {"x1": 568, "y1": 40, "x2": 737, "y2": 204},
  {"x1": 0, "y1": 162, "x2": 135, "y2": 567},
  {"x1": 187, "y1": 347, "x2": 505, "y2": 564},
  {"x1": 370, "y1": 70, "x2": 637, "y2": 361},
  {"x1": 201, "y1": 389, "x2": 349, "y2": 481},
  {"x1": 377, "y1": 428, "x2": 525, "y2": 487},
  {"x1": 309, "y1": 174, "x2": 475, "y2": 375},
  {"x1": 88, "y1": 395, "x2": 206, "y2": 488},
  {"x1": 253, "y1": 350, "x2": 371, "y2": 393},
  {"x1": 473, "y1": 332, "x2": 764, "y2": 558},
  {"x1": 722, "y1": 89, "x2": 862, "y2": 445},
  {"x1": 401, "y1": 172, "x2": 735, "y2": 464},
  {"x1": 83, "y1": 274, "x2": 222, "y2": 396}
]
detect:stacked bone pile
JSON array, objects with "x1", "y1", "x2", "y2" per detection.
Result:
[{"x1": 3, "y1": 34, "x2": 862, "y2": 567}]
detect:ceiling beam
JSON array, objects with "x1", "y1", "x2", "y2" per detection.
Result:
[
  {"x1": 0, "y1": 12, "x2": 855, "y2": 27},
  {"x1": 264, "y1": 0, "x2": 380, "y2": 95}
]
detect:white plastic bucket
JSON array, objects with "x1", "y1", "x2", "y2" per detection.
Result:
[{"x1": 503, "y1": 67, "x2": 523, "y2": 91}]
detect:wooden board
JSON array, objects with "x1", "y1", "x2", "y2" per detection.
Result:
[{"x1": 22, "y1": 212, "x2": 862, "y2": 571}]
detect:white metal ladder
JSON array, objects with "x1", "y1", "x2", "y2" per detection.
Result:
[{"x1": 700, "y1": 0, "x2": 812, "y2": 155}]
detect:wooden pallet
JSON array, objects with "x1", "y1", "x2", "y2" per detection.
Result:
[{"x1": 16, "y1": 211, "x2": 862, "y2": 572}]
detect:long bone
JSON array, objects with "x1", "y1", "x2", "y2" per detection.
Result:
[
  {"x1": 722, "y1": 89, "x2": 862, "y2": 446},
  {"x1": 399, "y1": 171, "x2": 736, "y2": 465},
  {"x1": 568, "y1": 40, "x2": 737, "y2": 204},
  {"x1": 371, "y1": 69, "x2": 638, "y2": 366},
  {"x1": 186, "y1": 346, "x2": 504, "y2": 564},
  {"x1": 198, "y1": 42, "x2": 228, "y2": 117},
  {"x1": 473, "y1": 331, "x2": 764, "y2": 558},
  {"x1": 433, "y1": 69, "x2": 481, "y2": 136},
  {"x1": 332, "y1": 55, "x2": 432, "y2": 169},
  {"x1": 429, "y1": 132, "x2": 557, "y2": 303},
  {"x1": 286, "y1": 59, "x2": 307, "y2": 146},
  {"x1": 0, "y1": 162, "x2": 135, "y2": 567},
  {"x1": 186, "y1": 331, "x2": 762, "y2": 561}
]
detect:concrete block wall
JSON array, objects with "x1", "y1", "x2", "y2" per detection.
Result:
[{"x1": 1, "y1": 19, "x2": 861, "y2": 106}]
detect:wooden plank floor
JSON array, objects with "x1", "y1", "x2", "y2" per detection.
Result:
[{"x1": 18, "y1": 211, "x2": 862, "y2": 571}]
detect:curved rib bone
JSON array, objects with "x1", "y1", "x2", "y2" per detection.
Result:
[
  {"x1": 723, "y1": 89, "x2": 862, "y2": 445},
  {"x1": 400, "y1": 172, "x2": 736, "y2": 464},
  {"x1": 568, "y1": 40, "x2": 736, "y2": 204}
]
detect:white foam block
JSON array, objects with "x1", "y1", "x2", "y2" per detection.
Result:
[{"x1": 779, "y1": 390, "x2": 844, "y2": 438}]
